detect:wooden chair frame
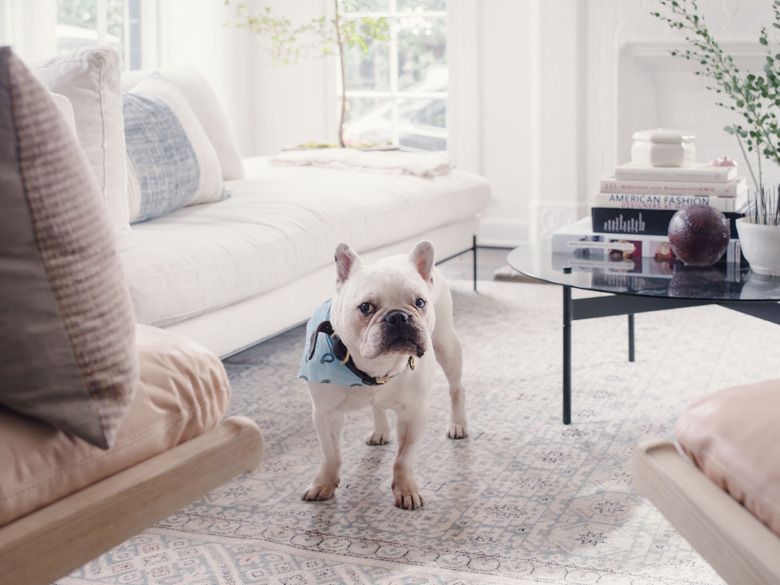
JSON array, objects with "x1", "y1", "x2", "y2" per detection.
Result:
[
  {"x1": 633, "y1": 439, "x2": 780, "y2": 585},
  {"x1": 0, "y1": 416, "x2": 263, "y2": 585}
]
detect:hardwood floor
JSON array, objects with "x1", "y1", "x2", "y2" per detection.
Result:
[
  {"x1": 437, "y1": 246, "x2": 541, "y2": 283},
  {"x1": 437, "y1": 246, "x2": 510, "y2": 282}
]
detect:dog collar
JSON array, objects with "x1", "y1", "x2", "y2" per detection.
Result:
[{"x1": 299, "y1": 300, "x2": 415, "y2": 387}]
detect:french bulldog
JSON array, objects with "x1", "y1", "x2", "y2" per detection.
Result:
[{"x1": 298, "y1": 241, "x2": 468, "y2": 510}]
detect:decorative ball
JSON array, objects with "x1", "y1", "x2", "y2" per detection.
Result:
[{"x1": 667, "y1": 205, "x2": 731, "y2": 266}]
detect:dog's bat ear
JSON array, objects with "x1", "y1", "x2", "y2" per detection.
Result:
[
  {"x1": 409, "y1": 241, "x2": 435, "y2": 282},
  {"x1": 335, "y1": 243, "x2": 361, "y2": 287}
]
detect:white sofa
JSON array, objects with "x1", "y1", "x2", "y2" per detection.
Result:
[
  {"x1": 32, "y1": 47, "x2": 491, "y2": 359},
  {"x1": 125, "y1": 154, "x2": 490, "y2": 358}
]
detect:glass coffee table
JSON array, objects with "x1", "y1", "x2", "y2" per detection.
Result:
[{"x1": 508, "y1": 241, "x2": 780, "y2": 424}]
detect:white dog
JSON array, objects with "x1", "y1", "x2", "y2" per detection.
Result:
[{"x1": 298, "y1": 241, "x2": 468, "y2": 510}]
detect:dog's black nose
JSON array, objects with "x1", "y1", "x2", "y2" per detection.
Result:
[{"x1": 384, "y1": 310, "x2": 409, "y2": 326}]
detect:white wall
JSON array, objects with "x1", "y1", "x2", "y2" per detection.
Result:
[
  {"x1": 477, "y1": 1, "x2": 535, "y2": 245},
  {"x1": 154, "y1": 0, "x2": 333, "y2": 156}
]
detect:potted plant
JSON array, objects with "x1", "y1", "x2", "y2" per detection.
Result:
[
  {"x1": 653, "y1": 0, "x2": 780, "y2": 274},
  {"x1": 225, "y1": 0, "x2": 389, "y2": 148}
]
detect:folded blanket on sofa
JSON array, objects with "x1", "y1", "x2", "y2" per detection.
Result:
[{"x1": 270, "y1": 148, "x2": 451, "y2": 178}]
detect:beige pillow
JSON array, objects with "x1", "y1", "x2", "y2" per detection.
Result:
[
  {"x1": 676, "y1": 378, "x2": 780, "y2": 537},
  {"x1": 32, "y1": 47, "x2": 132, "y2": 251},
  {"x1": 0, "y1": 46, "x2": 138, "y2": 449},
  {"x1": 0, "y1": 324, "x2": 230, "y2": 527}
]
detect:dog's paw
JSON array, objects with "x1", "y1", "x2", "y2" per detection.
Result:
[
  {"x1": 365, "y1": 431, "x2": 391, "y2": 446},
  {"x1": 301, "y1": 482, "x2": 338, "y2": 502},
  {"x1": 447, "y1": 423, "x2": 468, "y2": 439},
  {"x1": 392, "y1": 476, "x2": 424, "y2": 510},
  {"x1": 393, "y1": 488, "x2": 424, "y2": 510}
]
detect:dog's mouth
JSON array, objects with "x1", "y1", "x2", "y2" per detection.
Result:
[{"x1": 386, "y1": 337, "x2": 425, "y2": 358}]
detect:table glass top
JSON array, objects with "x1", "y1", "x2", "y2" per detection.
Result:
[{"x1": 507, "y1": 241, "x2": 780, "y2": 302}]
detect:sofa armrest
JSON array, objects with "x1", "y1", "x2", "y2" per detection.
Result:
[{"x1": 0, "y1": 415, "x2": 263, "y2": 585}]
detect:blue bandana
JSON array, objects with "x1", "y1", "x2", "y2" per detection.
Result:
[{"x1": 299, "y1": 299, "x2": 369, "y2": 387}]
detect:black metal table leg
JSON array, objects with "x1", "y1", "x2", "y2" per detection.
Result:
[
  {"x1": 562, "y1": 286, "x2": 572, "y2": 425},
  {"x1": 472, "y1": 235, "x2": 478, "y2": 292},
  {"x1": 628, "y1": 314, "x2": 635, "y2": 362}
]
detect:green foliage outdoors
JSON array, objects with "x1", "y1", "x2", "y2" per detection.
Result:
[{"x1": 652, "y1": 0, "x2": 780, "y2": 194}]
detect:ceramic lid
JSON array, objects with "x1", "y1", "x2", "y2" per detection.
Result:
[{"x1": 632, "y1": 128, "x2": 695, "y2": 144}]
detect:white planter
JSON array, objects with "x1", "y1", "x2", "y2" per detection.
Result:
[{"x1": 736, "y1": 217, "x2": 780, "y2": 276}]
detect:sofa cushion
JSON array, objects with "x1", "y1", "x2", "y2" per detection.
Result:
[
  {"x1": 0, "y1": 324, "x2": 231, "y2": 527},
  {"x1": 124, "y1": 74, "x2": 228, "y2": 224},
  {"x1": 0, "y1": 46, "x2": 138, "y2": 449},
  {"x1": 31, "y1": 47, "x2": 132, "y2": 251},
  {"x1": 122, "y1": 66, "x2": 245, "y2": 180},
  {"x1": 675, "y1": 379, "x2": 780, "y2": 537}
]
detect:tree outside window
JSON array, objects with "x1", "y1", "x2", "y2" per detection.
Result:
[{"x1": 341, "y1": 0, "x2": 447, "y2": 151}]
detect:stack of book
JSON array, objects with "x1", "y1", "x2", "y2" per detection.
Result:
[
  {"x1": 552, "y1": 161, "x2": 745, "y2": 264},
  {"x1": 592, "y1": 161, "x2": 745, "y2": 234},
  {"x1": 596, "y1": 161, "x2": 745, "y2": 212}
]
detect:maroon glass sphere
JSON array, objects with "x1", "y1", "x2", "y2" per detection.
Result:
[{"x1": 667, "y1": 205, "x2": 731, "y2": 266}]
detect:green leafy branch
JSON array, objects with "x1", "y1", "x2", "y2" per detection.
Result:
[
  {"x1": 651, "y1": 0, "x2": 780, "y2": 192},
  {"x1": 225, "y1": 1, "x2": 389, "y2": 147}
]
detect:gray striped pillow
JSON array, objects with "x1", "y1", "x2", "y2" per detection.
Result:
[
  {"x1": 124, "y1": 74, "x2": 228, "y2": 223},
  {"x1": 0, "y1": 47, "x2": 138, "y2": 449}
]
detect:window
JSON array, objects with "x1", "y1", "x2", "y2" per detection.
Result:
[
  {"x1": 340, "y1": 0, "x2": 447, "y2": 151},
  {"x1": 55, "y1": 0, "x2": 142, "y2": 69}
]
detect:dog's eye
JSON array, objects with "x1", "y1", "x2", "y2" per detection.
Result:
[
  {"x1": 415, "y1": 298, "x2": 426, "y2": 310},
  {"x1": 359, "y1": 302, "x2": 374, "y2": 315}
]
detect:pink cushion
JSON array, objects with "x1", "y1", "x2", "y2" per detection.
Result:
[
  {"x1": 675, "y1": 379, "x2": 780, "y2": 536},
  {"x1": 0, "y1": 324, "x2": 230, "y2": 527}
]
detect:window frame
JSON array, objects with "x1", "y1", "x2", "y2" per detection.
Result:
[
  {"x1": 337, "y1": 1, "x2": 449, "y2": 150},
  {"x1": 0, "y1": 0, "x2": 152, "y2": 71}
]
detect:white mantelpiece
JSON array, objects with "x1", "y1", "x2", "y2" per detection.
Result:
[{"x1": 519, "y1": 0, "x2": 777, "y2": 245}]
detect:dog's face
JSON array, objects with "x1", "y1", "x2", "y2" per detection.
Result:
[{"x1": 330, "y1": 242, "x2": 437, "y2": 375}]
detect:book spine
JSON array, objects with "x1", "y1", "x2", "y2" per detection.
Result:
[
  {"x1": 614, "y1": 166, "x2": 736, "y2": 182},
  {"x1": 593, "y1": 192, "x2": 736, "y2": 212},
  {"x1": 591, "y1": 207, "x2": 743, "y2": 236},
  {"x1": 600, "y1": 178, "x2": 744, "y2": 196},
  {"x1": 551, "y1": 231, "x2": 741, "y2": 263}
]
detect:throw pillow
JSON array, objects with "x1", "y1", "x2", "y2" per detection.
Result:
[
  {"x1": 49, "y1": 92, "x2": 77, "y2": 137},
  {"x1": 124, "y1": 74, "x2": 228, "y2": 223},
  {"x1": 0, "y1": 46, "x2": 138, "y2": 449},
  {"x1": 32, "y1": 47, "x2": 132, "y2": 251},
  {"x1": 121, "y1": 66, "x2": 245, "y2": 180}
]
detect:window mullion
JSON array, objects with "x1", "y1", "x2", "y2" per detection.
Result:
[
  {"x1": 389, "y1": 0, "x2": 399, "y2": 146},
  {"x1": 96, "y1": 0, "x2": 107, "y2": 45}
]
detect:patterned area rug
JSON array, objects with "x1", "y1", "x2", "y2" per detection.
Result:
[{"x1": 60, "y1": 279, "x2": 780, "y2": 585}]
